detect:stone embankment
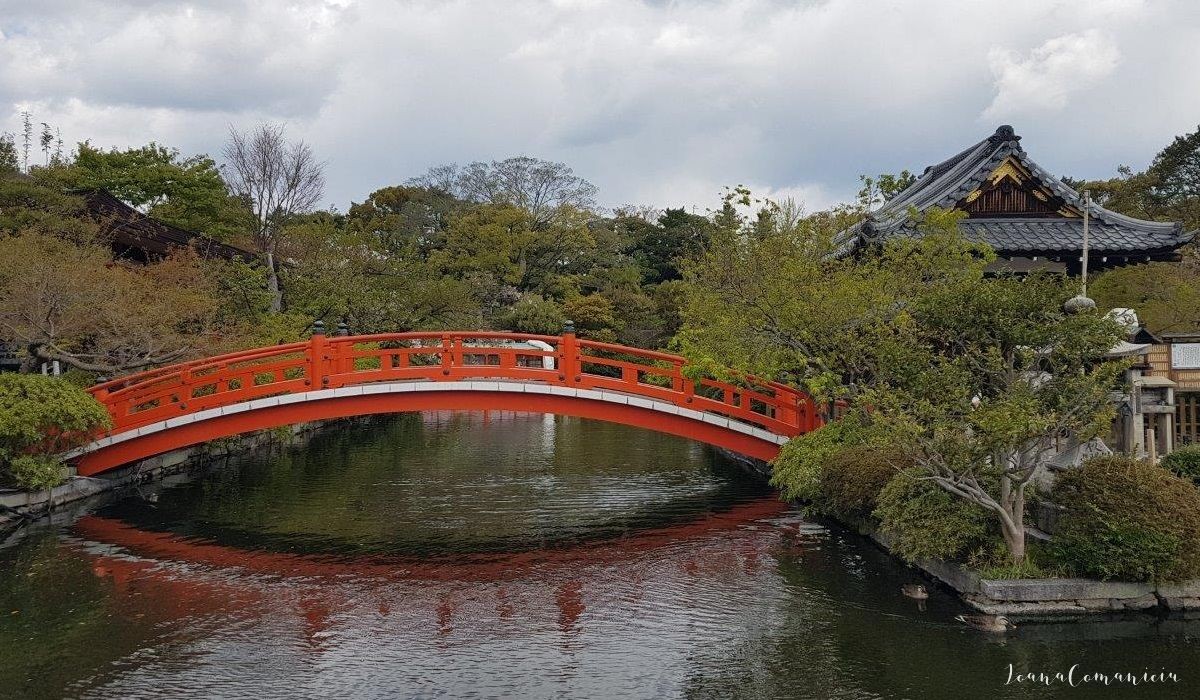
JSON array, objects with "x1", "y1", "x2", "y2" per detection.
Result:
[{"x1": 906, "y1": 548, "x2": 1200, "y2": 620}]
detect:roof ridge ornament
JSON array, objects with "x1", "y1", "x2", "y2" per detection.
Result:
[{"x1": 989, "y1": 125, "x2": 1019, "y2": 145}]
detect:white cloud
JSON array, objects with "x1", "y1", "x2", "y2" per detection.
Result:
[
  {"x1": 983, "y1": 30, "x2": 1122, "y2": 120},
  {"x1": 1, "y1": 0, "x2": 1198, "y2": 214}
]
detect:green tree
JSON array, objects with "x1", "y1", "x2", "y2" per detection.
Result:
[
  {"x1": 0, "y1": 172, "x2": 99, "y2": 243},
  {"x1": 1145, "y1": 125, "x2": 1200, "y2": 231},
  {"x1": 1091, "y1": 262, "x2": 1200, "y2": 333},
  {"x1": 858, "y1": 170, "x2": 916, "y2": 210},
  {"x1": 681, "y1": 200, "x2": 1123, "y2": 563},
  {"x1": 346, "y1": 184, "x2": 462, "y2": 261},
  {"x1": 499, "y1": 294, "x2": 566, "y2": 335},
  {"x1": 0, "y1": 232, "x2": 225, "y2": 373},
  {"x1": 433, "y1": 203, "x2": 534, "y2": 285},
  {"x1": 0, "y1": 374, "x2": 111, "y2": 490},
  {"x1": 278, "y1": 213, "x2": 482, "y2": 334},
  {"x1": 1074, "y1": 125, "x2": 1200, "y2": 333},
  {"x1": 0, "y1": 133, "x2": 17, "y2": 174},
  {"x1": 1068, "y1": 124, "x2": 1200, "y2": 233},
  {"x1": 562, "y1": 293, "x2": 620, "y2": 342},
  {"x1": 68, "y1": 142, "x2": 251, "y2": 240},
  {"x1": 621, "y1": 207, "x2": 713, "y2": 284}
]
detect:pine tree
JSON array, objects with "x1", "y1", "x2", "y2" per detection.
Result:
[{"x1": 39, "y1": 123, "x2": 53, "y2": 166}]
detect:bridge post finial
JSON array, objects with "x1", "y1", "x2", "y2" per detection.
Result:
[
  {"x1": 563, "y1": 319, "x2": 575, "y2": 335},
  {"x1": 311, "y1": 319, "x2": 325, "y2": 336},
  {"x1": 336, "y1": 321, "x2": 349, "y2": 336}
]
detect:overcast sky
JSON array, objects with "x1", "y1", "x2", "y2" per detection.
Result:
[{"x1": 1, "y1": 0, "x2": 1198, "y2": 214}]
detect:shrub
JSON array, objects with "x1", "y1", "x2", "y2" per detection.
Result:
[
  {"x1": 0, "y1": 374, "x2": 111, "y2": 491},
  {"x1": 816, "y1": 446, "x2": 902, "y2": 520},
  {"x1": 770, "y1": 413, "x2": 871, "y2": 502},
  {"x1": 1049, "y1": 455, "x2": 1200, "y2": 582},
  {"x1": 562, "y1": 293, "x2": 620, "y2": 342},
  {"x1": 8, "y1": 455, "x2": 65, "y2": 492},
  {"x1": 873, "y1": 470, "x2": 994, "y2": 562},
  {"x1": 500, "y1": 294, "x2": 565, "y2": 335},
  {"x1": 969, "y1": 540, "x2": 1067, "y2": 580},
  {"x1": 1161, "y1": 445, "x2": 1200, "y2": 483}
]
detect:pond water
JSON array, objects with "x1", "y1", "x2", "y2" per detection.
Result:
[{"x1": 1, "y1": 412, "x2": 1198, "y2": 699}]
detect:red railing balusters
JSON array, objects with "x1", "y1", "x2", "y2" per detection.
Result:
[
  {"x1": 560, "y1": 326, "x2": 579, "y2": 383},
  {"x1": 309, "y1": 327, "x2": 327, "y2": 388},
  {"x1": 439, "y1": 334, "x2": 452, "y2": 379}
]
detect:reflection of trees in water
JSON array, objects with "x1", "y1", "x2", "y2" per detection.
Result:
[
  {"x1": 0, "y1": 533, "x2": 115, "y2": 697},
  {"x1": 681, "y1": 530, "x2": 1200, "y2": 700},
  {"x1": 0, "y1": 528, "x2": 265, "y2": 699},
  {"x1": 97, "y1": 412, "x2": 770, "y2": 556}
]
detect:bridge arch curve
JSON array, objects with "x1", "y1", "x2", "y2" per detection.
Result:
[{"x1": 73, "y1": 331, "x2": 818, "y2": 476}]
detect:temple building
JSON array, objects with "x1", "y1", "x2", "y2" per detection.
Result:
[{"x1": 834, "y1": 125, "x2": 1195, "y2": 273}]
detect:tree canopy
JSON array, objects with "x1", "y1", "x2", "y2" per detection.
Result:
[
  {"x1": 679, "y1": 200, "x2": 1124, "y2": 563},
  {"x1": 1078, "y1": 124, "x2": 1200, "y2": 333},
  {"x1": 0, "y1": 230, "x2": 225, "y2": 374},
  {"x1": 411, "y1": 156, "x2": 598, "y2": 230}
]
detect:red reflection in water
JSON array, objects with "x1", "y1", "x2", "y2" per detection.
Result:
[
  {"x1": 73, "y1": 498, "x2": 806, "y2": 651},
  {"x1": 557, "y1": 581, "x2": 584, "y2": 634},
  {"x1": 497, "y1": 587, "x2": 514, "y2": 620}
]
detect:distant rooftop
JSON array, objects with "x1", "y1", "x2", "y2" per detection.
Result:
[{"x1": 81, "y1": 189, "x2": 252, "y2": 263}]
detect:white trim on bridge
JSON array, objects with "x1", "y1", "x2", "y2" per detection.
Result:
[{"x1": 67, "y1": 380, "x2": 790, "y2": 459}]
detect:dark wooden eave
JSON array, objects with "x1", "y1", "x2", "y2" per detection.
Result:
[{"x1": 81, "y1": 189, "x2": 253, "y2": 263}]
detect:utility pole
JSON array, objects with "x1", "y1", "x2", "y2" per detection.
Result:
[
  {"x1": 1063, "y1": 188, "x2": 1097, "y2": 314},
  {"x1": 1081, "y1": 189, "x2": 1091, "y2": 297}
]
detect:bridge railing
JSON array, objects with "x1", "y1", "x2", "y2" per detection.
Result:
[{"x1": 89, "y1": 329, "x2": 818, "y2": 439}]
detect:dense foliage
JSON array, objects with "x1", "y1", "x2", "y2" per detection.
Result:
[
  {"x1": 0, "y1": 374, "x2": 110, "y2": 490},
  {"x1": 1082, "y1": 124, "x2": 1200, "y2": 333},
  {"x1": 770, "y1": 414, "x2": 877, "y2": 502},
  {"x1": 874, "y1": 470, "x2": 994, "y2": 563},
  {"x1": 1160, "y1": 444, "x2": 1200, "y2": 483},
  {"x1": 815, "y1": 446, "x2": 902, "y2": 521},
  {"x1": 3, "y1": 114, "x2": 1199, "y2": 580},
  {"x1": 1049, "y1": 456, "x2": 1200, "y2": 582},
  {"x1": 0, "y1": 134, "x2": 717, "y2": 375},
  {"x1": 68, "y1": 141, "x2": 252, "y2": 239},
  {"x1": 0, "y1": 231, "x2": 224, "y2": 373}
]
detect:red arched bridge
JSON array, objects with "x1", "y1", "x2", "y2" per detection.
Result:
[{"x1": 70, "y1": 327, "x2": 819, "y2": 476}]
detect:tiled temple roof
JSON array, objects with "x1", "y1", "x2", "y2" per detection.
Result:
[{"x1": 834, "y1": 125, "x2": 1194, "y2": 259}]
